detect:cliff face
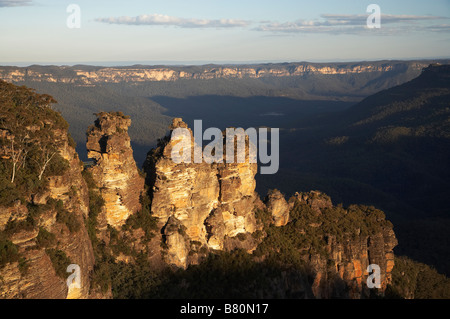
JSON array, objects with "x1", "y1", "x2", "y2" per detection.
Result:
[
  {"x1": 282, "y1": 191, "x2": 397, "y2": 299},
  {"x1": 144, "y1": 118, "x2": 263, "y2": 268},
  {"x1": 140, "y1": 118, "x2": 396, "y2": 299},
  {"x1": 1, "y1": 81, "x2": 399, "y2": 299},
  {"x1": 312, "y1": 224, "x2": 397, "y2": 299},
  {"x1": 86, "y1": 112, "x2": 144, "y2": 230},
  {"x1": 0, "y1": 62, "x2": 431, "y2": 85},
  {"x1": 0, "y1": 83, "x2": 95, "y2": 298},
  {"x1": 265, "y1": 189, "x2": 290, "y2": 227}
]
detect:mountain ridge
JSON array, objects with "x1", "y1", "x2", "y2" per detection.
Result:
[{"x1": 1, "y1": 60, "x2": 444, "y2": 85}]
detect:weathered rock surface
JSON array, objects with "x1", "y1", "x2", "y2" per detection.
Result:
[
  {"x1": 264, "y1": 189, "x2": 290, "y2": 226},
  {"x1": 288, "y1": 191, "x2": 398, "y2": 299},
  {"x1": 0, "y1": 62, "x2": 430, "y2": 84},
  {"x1": 144, "y1": 118, "x2": 262, "y2": 268},
  {"x1": 0, "y1": 126, "x2": 95, "y2": 299},
  {"x1": 86, "y1": 112, "x2": 144, "y2": 229},
  {"x1": 309, "y1": 227, "x2": 397, "y2": 299},
  {"x1": 163, "y1": 217, "x2": 189, "y2": 268},
  {"x1": 288, "y1": 190, "x2": 334, "y2": 215},
  {"x1": 1, "y1": 101, "x2": 399, "y2": 299}
]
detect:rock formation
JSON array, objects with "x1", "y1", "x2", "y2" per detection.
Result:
[
  {"x1": 86, "y1": 112, "x2": 144, "y2": 229},
  {"x1": 144, "y1": 118, "x2": 263, "y2": 268},
  {"x1": 264, "y1": 189, "x2": 290, "y2": 226},
  {"x1": 0, "y1": 104, "x2": 95, "y2": 298},
  {"x1": 285, "y1": 191, "x2": 397, "y2": 299},
  {"x1": 139, "y1": 118, "x2": 398, "y2": 298},
  {"x1": 0, "y1": 62, "x2": 432, "y2": 84},
  {"x1": 0, "y1": 81, "x2": 399, "y2": 299}
]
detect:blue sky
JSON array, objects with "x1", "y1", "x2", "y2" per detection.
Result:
[{"x1": 0, "y1": 0, "x2": 449, "y2": 65}]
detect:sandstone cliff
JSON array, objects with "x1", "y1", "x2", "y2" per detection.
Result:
[
  {"x1": 1, "y1": 85, "x2": 399, "y2": 299},
  {"x1": 0, "y1": 82, "x2": 95, "y2": 298},
  {"x1": 264, "y1": 189, "x2": 290, "y2": 226},
  {"x1": 253, "y1": 191, "x2": 397, "y2": 299},
  {"x1": 0, "y1": 62, "x2": 432, "y2": 85},
  {"x1": 86, "y1": 112, "x2": 144, "y2": 230},
  {"x1": 290, "y1": 192, "x2": 397, "y2": 298},
  {"x1": 138, "y1": 117, "x2": 396, "y2": 299},
  {"x1": 144, "y1": 118, "x2": 263, "y2": 268}
]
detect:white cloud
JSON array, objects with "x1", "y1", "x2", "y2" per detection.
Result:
[
  {"x1": 322, "y1": 14, "x2": 446, "y2": 25},
  {"x1": 422, "y1": 24, "x2": 450, "y2": 32},
  {"x1": 95, "y1": 14, "x2": 249, "y2": 28},
  {"x1": 94, "y1": 12, "x2": 449, "y2": 35},
  {"x1": 254, "y1": 14, "x2": 449, "y2": 34},
  {"x1": 0, "y1": 0, "x2": 32, "y2": 7}
]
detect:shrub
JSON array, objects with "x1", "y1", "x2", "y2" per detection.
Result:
[
  {"x1": 386, "y1": 256, "x2": 450, "y2": 299},
  {"x1": 122, "y1": 194, "x2": 158, "y2": 241},
  {"x1": 56, "y1": 209, "x2": 81, "y2": 233},
  {"x1": 91, "y1": 259, "x2": 112, "y2": 294},
  {"x1": 45, "y1": 153, "x2": 70, "y2": 177},
  {"x1": 36, "y1": 227, "x2": 56, "y2": 248},
  {"x1": 4, "y1": 215, "x2": 35, "y2": 236},
  {"x1": 254, "y1": 208, "x2": 272, "y2": 228},
  {"x1": 0, "y1": 237, "x2": 20, "y2": 268},
  {"x1": 0, "y1": 165, "x2": 23, "y2": 207},
  {"x1": 67, "y1": 133, "x2": 76, "y2": 148},
  {"x1": 18, "y1": 257, "x2": 30, "y2": 275},
  {"x1": 81, "y1": 169, "x2": 97, "y2": 189},
  {"x1": 46, "y1": 248, "x2": 72, "y2": 278},
  {"x1": 108, "y1": 226, "x2": 136, "y2": 257}
]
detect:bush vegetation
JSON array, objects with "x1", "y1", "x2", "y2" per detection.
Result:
[
  {"x1": 0, "y1": 235, "x2": 20, "y2": 268},
  {"x1": 46, "y1": 248, "x2": 72, "y2": 278},
  {"x1": 36, "y1": 227, "x2": 56, "y2": 248},
  {"x1": 81, "y1": 169, "x2": 111, "y2": 293},
  {"x1": 386, "y1": 256, "x2": 450, "y2": 299},
  {"x1": 0, "y1": 80, "x2": 70, "y2": 207},
  {"x1": 254, "y1": 200, "x2": 392, "y2": 267},
  {"x1": 122, "y1": 193, "x2": 158, "y2": 242}
]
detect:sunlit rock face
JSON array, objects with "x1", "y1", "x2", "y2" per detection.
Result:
[
  {"x1": 0, "y1": 63, "x2": 427, "y2": 84},
  {"x1": 144, "y1": 118, "x2": 263, "y2": 268},
  {"x1": 286, "y1": 191, "x2": 398, "y2": 299},
  {"x1": 264, "y1": 189, "x2": 290, "y2": 227},
  {"x1": 0, "y1": 124, "x2": 95, "y2": 299},
  {"x1": 86, "y1": 112, "x2": 144, "y2": 229}
]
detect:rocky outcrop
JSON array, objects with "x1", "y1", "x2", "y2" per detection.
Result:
[
  {"x1": 285, "y1": 191, "x2": 398, "y2": 299},
  {"x1": 264, "y1": 189, "x2": 289, "y2": 226},
  {"x1": 163, "y1": 217, "x2": 189, "y2": 268},
  {"x1": 0, "y1": 126, "x2": 95, "y2": 299},
  {"x1": 86, "y1": 112, "x2": 144, "y2": 229},
  {"x1": 142, "y1": 118, "x2": 398, "y2": 298},
  {"x1": 289, "y1": 190, "x2": 333, "y2": 214},
  {"x1": 1, "y1": 84, "x2": 400, "y2": 299},
  {"x1": 308, "y1": 226, "x2": 397, "y2": 299},
  {"x1": 144, "y1": 118, "x2": 263, "y2": 268}
]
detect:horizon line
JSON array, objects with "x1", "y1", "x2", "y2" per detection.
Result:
[{"x1": 1, "y1": 57, "x2": 450, "y2": 68}]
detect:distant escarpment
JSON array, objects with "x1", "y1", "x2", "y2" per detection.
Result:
[
  {"x1": 0, "y1": 61, "x2": 438, "y2": 85},
  {"x1": 1, "y1": 82, "x2": 403, "y2": 298}
]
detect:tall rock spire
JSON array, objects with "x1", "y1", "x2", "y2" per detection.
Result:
[{"x1": 86, "y1": 112, "x2": 144, "y2": 229}]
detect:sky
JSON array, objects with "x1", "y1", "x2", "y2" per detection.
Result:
[{"x1": 0, "y1": 0, "x2": 449, "y2": 65}]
